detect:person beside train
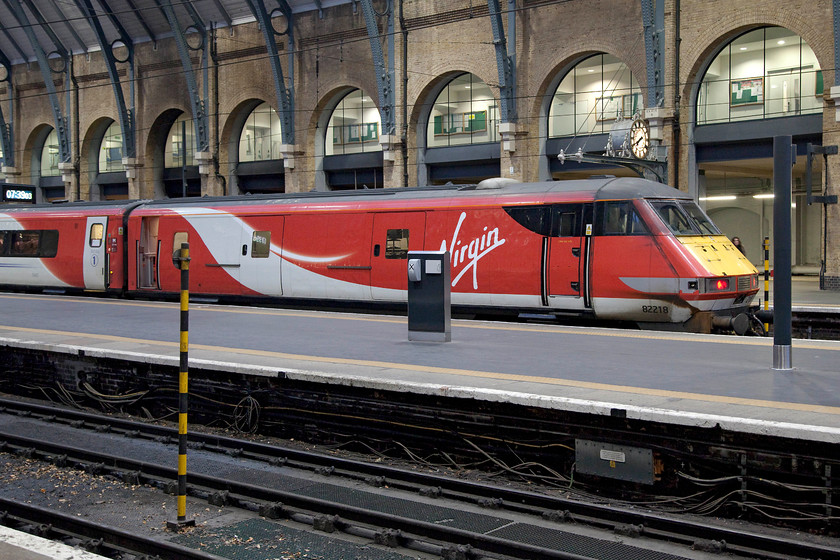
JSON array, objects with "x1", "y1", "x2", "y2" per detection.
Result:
[{"x1": 731, "y1": 236, "x2": 746, "y2": 256}]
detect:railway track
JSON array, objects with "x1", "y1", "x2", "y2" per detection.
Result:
[{"x1": 0, "y1": 398, "x2": 837, "y2": 560}]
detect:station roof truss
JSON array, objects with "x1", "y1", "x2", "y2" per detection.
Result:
[{"x1": 0, "y1": 1, "x2": 358, "y2": 67}]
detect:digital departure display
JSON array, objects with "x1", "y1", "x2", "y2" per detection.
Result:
[{"x1": 3, "y1": 186, "x2": 35, "y2": 203}]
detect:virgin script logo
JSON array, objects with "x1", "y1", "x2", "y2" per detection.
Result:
[{"x1": 439, "y1": 212, "x2": 506, "y2": 289}]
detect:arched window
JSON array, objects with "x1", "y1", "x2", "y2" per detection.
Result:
[
  {"x1": 548, "y1": 54, "x2": 641, "y2": 137},
  {"x1": 239, "y1": 103, "x2": 282, "y2": 162},
  {"x1": 698, "y1": 27, "x2": 821, "y2": 124},
  {"x1": 428, "y1": 74, "x2": 497, "y2": 147},
  {"x1": 326, "y1": 90, "x2": 382, "y2": 156},
  {"x1": 165, "y1": 115, "x2": 196, "y2": 168},
  {"x1": 40, "y1": 129, "x2": 60, "y2": 177},
  {"x1": 98, "y1": 121, "x2": 124, "y2": 173}
]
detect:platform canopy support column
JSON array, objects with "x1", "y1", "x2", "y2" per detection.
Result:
[
  {"x1": 75, "y1": 0, "x2": 137, "y2": 163},
  {"x1": 487, "y1": 0, "x2": 518, "y2": 161},
  {"x1": 3, "y1": 0, "x2": 73, "y2": 192},
  {"x1": 0, "y1": 49, "x2": 14, "y2": 172},
  {"x1": 244, "y1": 0, "x2": 296, "y2": 167},
  {"x1": 159, "y1": 0, "x2": 210, "y2": 156},
  {"x1": 360, "y1": 0, "x2": 396, "y2": 156},
  {"x1": 772, "y1": 136, "x2": 793, "y2": 371}
]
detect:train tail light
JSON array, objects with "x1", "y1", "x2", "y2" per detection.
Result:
[{"x1": 703, "y1": 277, "x2": 734, "y2": 293}]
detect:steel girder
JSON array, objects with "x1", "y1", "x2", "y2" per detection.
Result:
[
  {"x1": 75, "y1": 0, "x2": 136, "y2": 159},
  {"x1": 642, "y1": 0, "x2": 665, "y2": 109},
  {"x1": 360, "y1": 0, "x2": 395, "y2": 137},
  {"x1": 487, "y1": 0, "x2": 516, "y2": 123},
  {"x1": 2, "y1": 0, "x2": 73, "y2": 164},
  {"x1": 245, "y1": 0, "x2": 295, "y2": 144},
  {"x1": 158, "y1": 0, "x2": 210, "y2": 152},
  {"x1": 0, "y1": 49, "x2": 13, "y2": 168}
]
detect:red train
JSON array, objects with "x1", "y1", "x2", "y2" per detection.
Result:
[{"x1": 0, "y1": 177, "x2": 758, "y2": 332}]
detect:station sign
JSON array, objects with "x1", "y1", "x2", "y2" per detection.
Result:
[{"x1": 2, "y1": 185, "x2": 36, "y2": 204}]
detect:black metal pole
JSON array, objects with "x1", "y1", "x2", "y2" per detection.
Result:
[
  {"x1": 772, "y1": 137, "x2": 792, "y2": 370},
  {"x1": 167, "y1": 242, "x2": 194, "y2": 530},
  {"x1": 181, "y1": 120, "x2": 187, "y2": 198}
]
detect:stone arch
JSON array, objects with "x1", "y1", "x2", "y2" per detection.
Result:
[{"x1": 144, "y1": 108, "x2": 187, "y2": 199}]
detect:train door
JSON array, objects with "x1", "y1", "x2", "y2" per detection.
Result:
[
  {"x1": 83, "y1": 216, "x2": 108, "y2": 290},
  {"x1": 137, "y1": 217, "x2": 160, "y2": 289},
  {"x1": 546, "y1": 204, "x2": 584, "y2": 299},
  {"x1": 371, "y1": 212, "x2": 425, "y2": 300},
  {"x1": 240, "y1": 218, "x2": 283, "y2": 296}
]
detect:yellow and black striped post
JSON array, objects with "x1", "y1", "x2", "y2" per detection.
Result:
[
  {"x1": 168, "y1": 243, "x2": 194, "y2": 530},
  {"x1": 763, "y1": 236, "x2": 770, "y2": 334}
]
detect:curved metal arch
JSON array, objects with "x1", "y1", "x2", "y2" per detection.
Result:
[
  {"x1": 1, "y1": 0, "x2": 72, "y2": 164},
  {"x1": 159, "y1": 0, "x2": 209, "y2": 153},
  {"x1": 487, "y1": 0, "x2": 516, "y2": 123},
  {"x1": 75, "y1": 0, "x2": 136, "y2": 160},
  {"x1": 0, "y1": 49, "x2": 12, "y2": 168},
  {"x1": 360, "y1": 0, "x2": 395, "y2": 137},
  {"x1": 244, "y1": 0, "x2": 295, "y2": 144}
]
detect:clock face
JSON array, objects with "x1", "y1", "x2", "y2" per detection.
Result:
[{"x1": 631, "y1": 119, "x2": 649, "y2": 159}]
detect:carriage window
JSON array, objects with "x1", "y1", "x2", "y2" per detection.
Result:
[
  {"x1": 89, "y1": 223, "x2": 104, "y2": 248},
  {"x1": 4, "y1": 230, "x2": 58, "y2": 257},
  {"x1": 386, "y1": 229, "x2": 409, "y2": 259},
  {"x1": 173, "y1": 231, "x2": 189, "y2": 253},
  {"x1": 601, "y1": 202, "x2": 648, "y2": 235},
  {"x1": 650, "y1": 201, "x2": 697, "y2": 235},
  {"x1": 251, "y1": 231, "x2": 271, "y2": 258},
  {"x1": 504, "y1": 205, "x2": 552, "y2": 236},
  {"x1": 40, "y1": 230, "x2": 59, "y2": 257}
]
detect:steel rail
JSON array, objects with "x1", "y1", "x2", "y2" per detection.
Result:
[
  {"x1": 0, "y1": 497, "x2": 224, "y2": 560},
  {"x1": 0, "y1": 402, "x2": 838, "y2": 560}
]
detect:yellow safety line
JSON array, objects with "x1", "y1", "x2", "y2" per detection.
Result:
[
  {"x1": 1, "y1": 292, "x2": 839, "y2": 350},
  {"x1": 1, "y1": 323, "x2": 839, "y2": 417}
]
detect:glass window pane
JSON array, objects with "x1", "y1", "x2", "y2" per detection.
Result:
[
  {"x1": 326, "y1": 90, "x2": 382, "y2": 156},
  {"x1": 165, "y1": 115, "x2": 196, "y2": 168},
  {"x1": 41, "y1": 129, "x2": 60, "y2": 177},
  {"x1": 428, "y1": 73, "x2": 496, "y2": 148},
  {"x1": 99, "y1": 121, "x2": 124, "y2": 173},
  {"x1": 89, "y1": 223, "x2": 104, "y2": 247}
]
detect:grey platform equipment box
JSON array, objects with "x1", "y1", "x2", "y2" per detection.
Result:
[
  {"x1": 407, "y1": 251, "x2": 451, "y2": 342},
  {"x1": 575, "y1": 439, "x2": 654, "y2": 485}
]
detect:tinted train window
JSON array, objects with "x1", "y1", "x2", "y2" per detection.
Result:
[
  {"x1": 89, "y1": 223, "x2": 104, "y2": 248},
  {"x1": 1, "y1": 230, "x2": 59, "y2": 257},
  {"x1": 599, "y1": 202, "x2": 648, "y2": 235},
  {"x1": 680, "y1": 202, "x2": 720, "y2": 235},
  {"x1": 251, "y1": 231, "x2": 271, "y2": 258},
  {"x1": 504, "y1": 206, "x2": 551, "y2": 236},
  {"x1": 386, "y1": 229, "x2": 409, "y2": 259},
  {"x1": 650, "y1": 201, "x2": 697, "y2": 235}
]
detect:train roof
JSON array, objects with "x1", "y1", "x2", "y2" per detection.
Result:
[
  {"x1": 137, "y1": 176, "x2": 690, "y2": 208},
  {"x1": 0, "y1": 177, "x2": 691, "y2": 215}
]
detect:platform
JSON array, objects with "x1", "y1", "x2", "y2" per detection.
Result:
[{"x1": 0, "y1": 286, "x2": 839, "y2": 445}]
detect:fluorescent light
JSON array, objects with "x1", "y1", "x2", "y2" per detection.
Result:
[
  {"x1": 777, "y1": 40, "x2": 785, "y2": 45},
  {"x1": 753, "y1": 194, "x2": 775, "y2": 199},
  {"x1": 700, "y1": 195, "x2": 737, "y2": 201},
  {"x1": 739, "y1": 47, "x2": 747, "y2": 51}
]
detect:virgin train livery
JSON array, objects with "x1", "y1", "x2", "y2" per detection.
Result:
[{"x1": 0, "y1": 177, "x2": 759, "y2": 333}]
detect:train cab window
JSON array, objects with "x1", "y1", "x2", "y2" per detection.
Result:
[
  {"x1": 386, "y1": 229, "x2": 409, "y2": 259},
  {"x1": 650, "y1": 201, "x2": 697, "y2": 235},
  {"x1": 89, "y1": 223, "x2": 104, "y2": 248},
  {"x1": 599, "y1": 201, "x2": 648, "y2": 235},
  {"x1": 680, "y1": 202, "x2": 720, "y2": 235},
  {"x1": 504, "y1": 206, "x2": 551, "y2": 236},
  {"x1": 251, "y1": 231, "x2": 271, "y2": 258}
]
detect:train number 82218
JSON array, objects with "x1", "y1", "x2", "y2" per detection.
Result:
[{"x1": 641, "y1": 305, "x2": 669, "y2": 314}]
